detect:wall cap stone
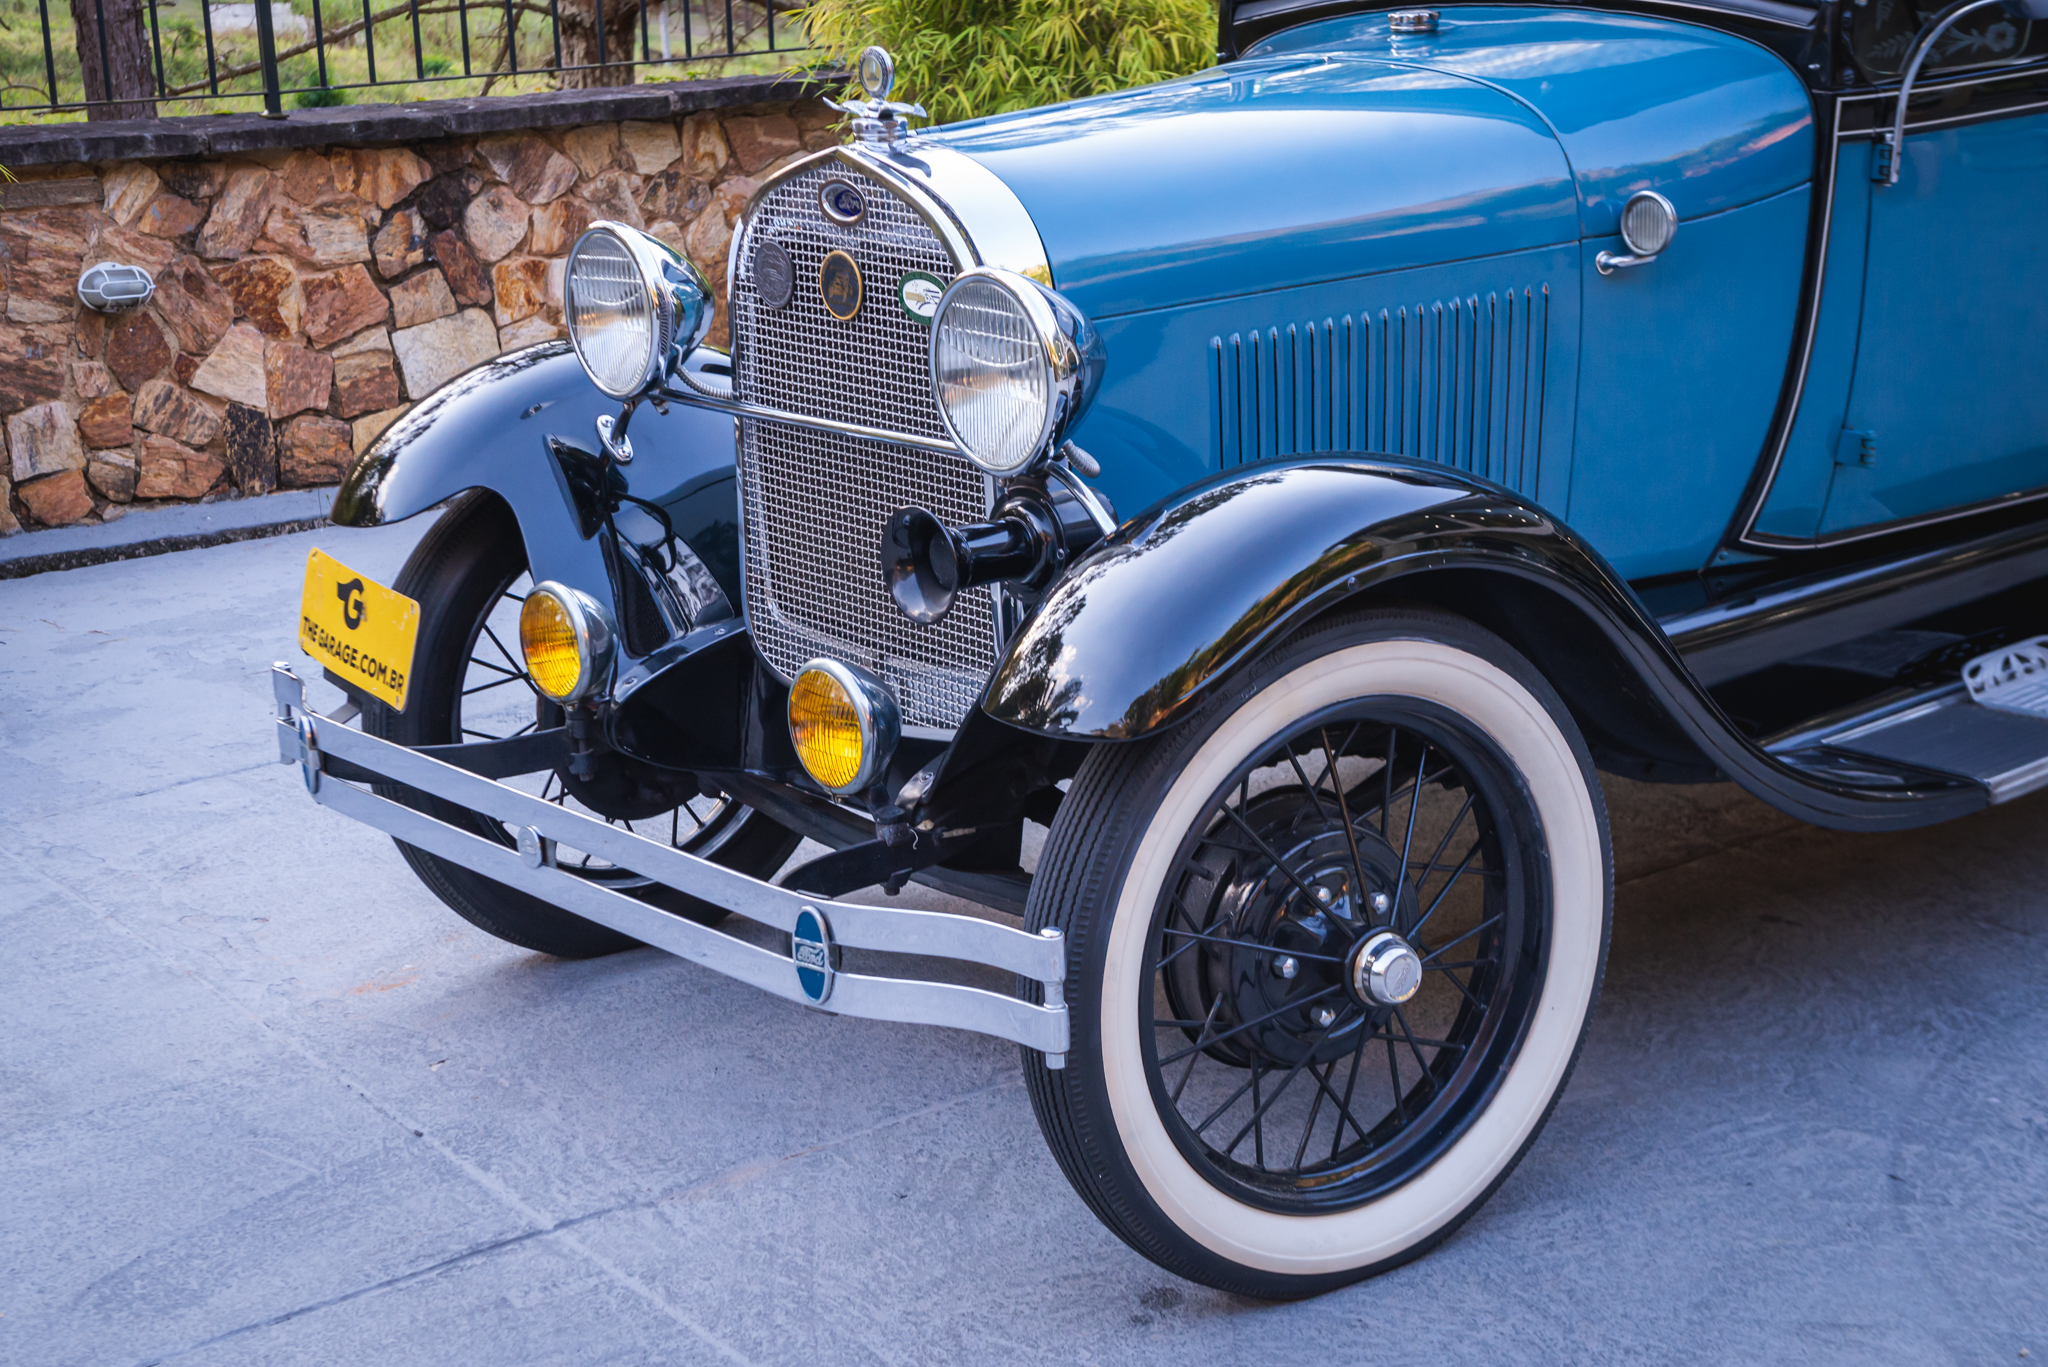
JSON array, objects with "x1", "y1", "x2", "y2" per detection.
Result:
[{"x1": 0, "y1": 72, "x2": 838, "y2": 168}]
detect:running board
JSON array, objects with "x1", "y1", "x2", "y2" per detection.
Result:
[{"x1": 1768, "y1": 681, "x2": 2048, "y2": 805}]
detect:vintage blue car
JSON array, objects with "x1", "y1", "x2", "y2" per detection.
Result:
[{"x1": 275, "y1": 0, "x2": 2048, "y2": 1295}]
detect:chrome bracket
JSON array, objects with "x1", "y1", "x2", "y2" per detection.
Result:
[
  {"x1": 595, "y1": 412, "x2": 634, "y2": 464},
  {"x1": 1876, "y1": 0, "x2": 2008, "y2": 186},
  {"x1": 1595, "y1": 248, "x2": 1658, "y2": 275}
]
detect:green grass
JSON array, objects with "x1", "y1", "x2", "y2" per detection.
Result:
[{"x1": 0, "y1": 0, "x2": 808, "y2": 122}]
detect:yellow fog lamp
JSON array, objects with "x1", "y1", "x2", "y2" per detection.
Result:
[
  {"x1": 519, "y1": 582, "x2": 616, "y2": 703},
  {"x1": 788, "y1": 659, "x2": 900, "y2": 795}
]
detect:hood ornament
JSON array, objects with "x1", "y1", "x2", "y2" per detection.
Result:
[{"x1": 827, "y1": 45, "x2": 928, "y2": 146}]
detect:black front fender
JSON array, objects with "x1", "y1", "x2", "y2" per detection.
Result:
[
  {"x1": 331, "y1": 341, "x2": 745, "y2": 613},
  {"x1": 981, "y1": 457, "x2": 1983, "y2": 831}
]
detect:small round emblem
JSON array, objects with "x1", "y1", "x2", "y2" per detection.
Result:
[
  {"x1": 898, "y1": 271, "x2": 944, "y2": 324},
  {"x1": 793, "y1": 905, "x2": 834, "y2": 1003},
  {"x1": 753, "y1": 240, "x2": 794, "y2": 311},
  {"x1": 818, "y1": 178, "x2": 866, "y2": 227},
  {"x1": 819, "y1": 250, "x2": 863, "y2": 322}
]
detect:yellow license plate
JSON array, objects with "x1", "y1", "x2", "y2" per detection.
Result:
[{"x1": 299, "y1": 548, "x2": 421, "y2": 712}]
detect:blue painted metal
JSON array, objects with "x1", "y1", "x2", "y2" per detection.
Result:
[
  {"x1": 1753, "y1": 141, "x2": 1875, "y2": 541},
  {"x1": 930, "y1": 57, "x2": 1578, "y2": 321},
  {"x1": 1819, "y1": 109, "x2": 2048, "y2": 535},
  {"x1": 1567, "y1": 184, "x2": 1810, "y2": 579},
  {"x1": 934, "y1": 5, "x2": 1818, "y2": 580},
  {"x1": 1245, "y1": 7, "x2": 1816, "y2": 235},
  {"x1": 1070, "y1": 246, "x2": 1581, "y2": 519}
]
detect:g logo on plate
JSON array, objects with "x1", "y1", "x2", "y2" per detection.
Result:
[
  {"x1": 754, "y1": 240, "x2": 794, "y2": 311},
  {"x1": 819, "y1": 250, "x2": 863, "y2": 322}
]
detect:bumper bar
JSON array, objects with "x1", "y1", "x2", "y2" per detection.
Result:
[{"x1": 271, "y1": 666, "x2": 1068, "y2": 1062}]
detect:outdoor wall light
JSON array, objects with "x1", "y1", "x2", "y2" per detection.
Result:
[{"x1": 77, "y1": 262, "x2": 156, "y2": 313}]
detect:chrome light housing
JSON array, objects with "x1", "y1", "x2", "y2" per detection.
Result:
[
  {"x1": 929, "y1": 267, "x2": 1104, "y2": 476},
  {"x1": 565, "y1": 222, "x2": 715, "y2": 399}
]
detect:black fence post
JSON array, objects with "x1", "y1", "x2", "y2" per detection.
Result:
[{"x1": 254, "y1": 0, "x2": 285, "y2": 114}]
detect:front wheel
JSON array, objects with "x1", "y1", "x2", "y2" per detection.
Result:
[
  {"x1": 1025, "y1": 608, "x2": 1612, "y2": 1297},
  {"x1": 369, "y1": 492, "x2": 800, "y2": 959}
]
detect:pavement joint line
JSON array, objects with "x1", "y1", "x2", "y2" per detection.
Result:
[
  {"x1": 3, "y1": 846, "x2": 757, "y2": 1367},
  {"x1": 18, "y1": 761, "x2": 280, "y2": 826},
  {"x1": 1614, "y1": 818, "x2": 1806, "y2": 890}
]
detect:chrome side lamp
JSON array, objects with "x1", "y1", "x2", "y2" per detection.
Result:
[
  {"x1": 1595, "y1": 191, "x2": 1678, "y2": 275},
  {"x1": 77, "y1": 261, "x2": 156, "y2": 313}
]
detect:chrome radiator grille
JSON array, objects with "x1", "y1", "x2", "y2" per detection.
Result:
[{"x1": 731, "y1": 159, "x2": 996, "y2": 730}]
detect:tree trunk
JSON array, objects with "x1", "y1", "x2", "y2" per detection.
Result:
[
  {"x1": 69, "y1": 0, "x2": 157, "y2": 120},
  {"x1": 557, "y1": 0, "x2": 645, "y2": 88}
]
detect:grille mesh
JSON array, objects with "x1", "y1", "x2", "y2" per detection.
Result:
[{"x1": 732, "y1": 159, "x2": 997, "y2": 730}]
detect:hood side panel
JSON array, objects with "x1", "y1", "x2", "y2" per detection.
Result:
[
  {"x1": 932, "y1": 58, "x2": 1577, "y2": 319},
  {"x1": 1249, "y1": 7, "x2": 1816, "y2": 235}
]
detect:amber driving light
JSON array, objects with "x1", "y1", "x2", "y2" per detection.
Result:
[
  {"x1": 519, "y1": 583, "x2": 616, "y2": 703},
  {"x1": 788, "y1": 659, "x2": 900, "y2": 795}
]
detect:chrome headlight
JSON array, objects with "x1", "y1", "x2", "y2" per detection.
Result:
[
  {"x1": 929, "y1": 268, "x2": 1103, "y2": 475},
  {"x1": 565, "y1": 222, "x2": 714, "y2": 399}
]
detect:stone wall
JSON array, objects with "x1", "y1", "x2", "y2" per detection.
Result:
[{"x1": 0, "y1": 82, "x2": 838, "y2": 535}]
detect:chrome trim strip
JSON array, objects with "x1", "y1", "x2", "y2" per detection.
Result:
[
  {"x1": 270, "y1": 667, "x2": 1069, "y2": 1059},
  {"x1": 663, "y1": 382, "x2": 964, "y2": 455},
  {"x1": 872, "y1": 141, "x2": 1056, "y2": 285},
  {"x1": 1734, "y1": 60, "x2": 2048, "y2": 550}
]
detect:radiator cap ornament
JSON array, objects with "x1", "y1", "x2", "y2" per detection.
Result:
[{"x1": 819, "y1": 249, "x2": 863, "y2": 321}]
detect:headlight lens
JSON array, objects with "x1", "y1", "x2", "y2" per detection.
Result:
[
  {"x1": 567, "y1": 230, "x2": 658, "y2": 397},
  {"x1": 564, "y1": 223, "x2": 715, "y2": 400},
  {"x1": 930, "y1": 268, "x2": 1103, "y2": 477},
  {"x1": 931, "y1": 277, "x2": 1051, "y2": 474},
  {"x1": 519, "y1": 583, "x2": 616, "y2": 703},
  {"x1": 788, "y1": 659, "x2": 900, "y2": 794}
]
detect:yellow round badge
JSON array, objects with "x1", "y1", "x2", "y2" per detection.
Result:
[{"x1": 819, "y1": 249, "x2": 863, "y2": 322}]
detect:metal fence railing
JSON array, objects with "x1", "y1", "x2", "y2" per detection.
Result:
[{"x1": 2, "y1": 0, "x2": 812, "y2": 119}]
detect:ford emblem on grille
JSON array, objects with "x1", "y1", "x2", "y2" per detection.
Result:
[
  {"x1": 792, "y1": 905, "x2": 834, "y2": 1003},
  {"x1": 818, "y1": 178, "x2": 866, "y2": 226},
  {"x1": 754, "y1": 240, "x2": 794, "y2": 310},
  {"x1": 820, "y1": 250, "x2": 864, "y2": 321}
]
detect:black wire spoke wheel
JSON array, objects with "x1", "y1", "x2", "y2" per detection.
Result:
[
  {"x1": 458, "y1": 563, "x2": 756, "y2": 881},
  {"x1": 1147, "y1": 703, "x2": 1539, "y2": 1212},
  {"x1": 1023, "y1": 609, "x2": 1611, "y2": 1297},
  {"x1": 370, "y1": 492, "x2": 798, "y2": 957}
]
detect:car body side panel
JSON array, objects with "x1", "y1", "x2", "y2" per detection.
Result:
[
  {"x1": 931, "y1": 57, "x2": 1579, "y2": 320},
  {"x1": 1753, "y1": 140, "x2": 1874, "y2": 541},
  {"x1": 1071, "y1": 243, "x2": 1582, "y2": 521},
  {"x1": 1248, "y1": 7, "x2": 1817, "y2": 234},
  {"x1": 1565, "y1": 183, "x2": 1810, "y2": 579}
]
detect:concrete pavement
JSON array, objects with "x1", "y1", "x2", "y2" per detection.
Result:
[{"x1": 1, "y1": 517, "x2": 2042, "y2": 1365}]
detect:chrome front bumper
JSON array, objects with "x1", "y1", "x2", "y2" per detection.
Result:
[{"x1": 270, "y1": 665, "x2": 1068, "y2": 1063}]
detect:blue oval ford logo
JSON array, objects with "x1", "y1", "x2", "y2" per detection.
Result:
[
  {"x1": 793, "y1": 905, "x2": 834, "y2": 1003},
  {"x1": 818, "y1": 178, "x2": 865, "y2": 227}
]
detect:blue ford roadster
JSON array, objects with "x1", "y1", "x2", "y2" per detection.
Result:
[{"x1": 277, "y1": 0, "x2": 2048, "y2": 1295}]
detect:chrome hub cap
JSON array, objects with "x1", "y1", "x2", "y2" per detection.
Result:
[{"x1": 1350, "y1": 930, "x2": 1424, "y2": 1006}]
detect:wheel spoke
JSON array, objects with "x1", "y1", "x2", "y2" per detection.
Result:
[
  {"x1": 1409, "y1": 790, "x2": 1476, "y2": 902},
  {"x1": 1170, "y1": 996, "x2": 1225, "y2": 1104},
  {"x1": 1218, "y1": 803, "x2": 1334, "y2": 911},
  {"x1": 1156, "y1": 984, "x2": 1345, "y2": 1067},
  {"x1": 1408, "y1": 839, "x2": 1482, "y2": 941},
  {"x1": 1321, "y1": 727, "x2": 1373, "y2": 921},
  {"x1": 1419, "y1": 913, "x2": 1503, "y2": 964},
  {"x1": 460, "y1": 674, "x2": 528, "y2": 697},
  {"x1": 1160, "y1": 926, "x2": 1345, "y2": 963}
]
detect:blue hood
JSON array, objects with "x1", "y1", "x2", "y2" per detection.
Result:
[
  {"x1": 928, "y1": 7, "x2": 1812, "y2": 320},
  {"x1": 930, "y1": 55, "x2": 1577, "y2": 319}
]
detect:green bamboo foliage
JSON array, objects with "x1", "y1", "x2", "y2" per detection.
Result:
[{"x1": 798, "y1": 0, "x2": 1216, "y2": 125}]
